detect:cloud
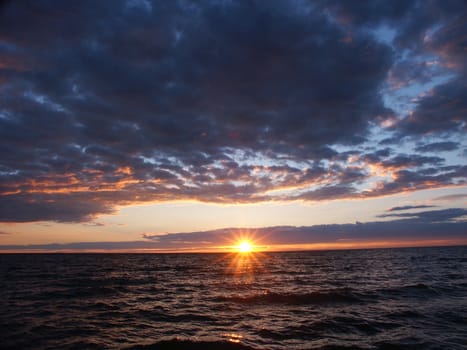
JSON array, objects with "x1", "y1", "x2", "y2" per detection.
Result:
[
  {"x1": 433, "y1": 193, "x2": 467, "y2": 201},
  {"x1": 0, "y1": 193, "x2": 115, "y2": 223},
  {"x1": 387, "y1": 59, "x2": 444, "y2": 89},
  {"x1": 0, "y1": 241, "x2": 163, "y2": 251},
  {"x1": 318, "y1": 0, "x2": 466, "y2": 51},
  {"x1": 321, "y1": 1, "x2": 467, "y2": 141},
  {"x1": 1, "y1": 208, "x2": 465, "y2": 251},
  {"x1": 390, "y1": 11, "x2": 467, "y2": 138},
  {"x1": 387, "y1": 205, "x2": 437, "y2": 212},
  {"x1": 0, "y1": 0, "x2": 466, "y2": 223},
  {"x1": 415, "y1": 142, "x2": 460, "y2": 153},
  {"x1": 378, "y1": 208, "x2": 467, "y2": 222},
  {"x1": 395, "y1": 77, "x2": 467, "y2": 136}
]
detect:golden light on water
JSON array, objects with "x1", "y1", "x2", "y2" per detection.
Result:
[
  {"x1": 223, "y1": 333, "x2": 243, "y2": 343},
  {"x1": 218, "y1": 233, "x2": 270, "y2": 285}
]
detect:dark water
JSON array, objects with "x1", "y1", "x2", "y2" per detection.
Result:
[{"x1": 1, "y1": 246, "x2": 467, "y2": 349}]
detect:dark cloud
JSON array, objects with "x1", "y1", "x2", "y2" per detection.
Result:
[
  {"x1": 0, "y1": 240, "x2": 164, "y2": 252},
  {"x1": 391, "y1": 10, "x2": 467, "y2": 137},
  {"x1": 388, "y1": 205, "x2": 437, "y2": 212},
  {"x1": 0, "y1": 0, "x2": 466, "y2": 222},
  {"x1": 318, "y1": 0, "x2": 466, "y2": 50},
  {"x1": 322, "y1": 0, "x2": 467, "y2": 140},
  {"x1": 297, "y1": 185, "x2": 357, "y2": 201},
  {"x1": 0, "y1": 193, "x2": 115, "y2": 223},
  {"x1": 395, "y1": 77, "x2": 467, "y2": 136},
  {"x1": 378, "y1": 208, "x2": 467, "y2": 222},
  {"x1": 387, "y1": 59, "x2": 444, "y2": 89},
  {"x1": 415, "y1": 141, "x2": 460, "y2": 153},
  {"x1": 363, "y1": 166, "x2": 467, "y2": 198},
  {"x1": 381, "y1": 154, "x2": 444, "y2": 168}
]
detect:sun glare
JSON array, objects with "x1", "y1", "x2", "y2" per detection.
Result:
[{"x1": 238, "y1": 241, "x2": 253, "y2": 253}]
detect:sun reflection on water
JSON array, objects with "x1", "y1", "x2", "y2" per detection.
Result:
[
  {"x1": 213, "y1": 231, "x2": 271, "y2": 285},
  {"x1": 223, "y1": 333, "x2": 243, "y2": 343},
  {"x1": 224, "y1": 249, "x2": 269, "y2": 285}
]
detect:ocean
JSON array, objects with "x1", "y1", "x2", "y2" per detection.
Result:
[{"x1": 1, "y1": 246, "x2": 467, "y2": 349}]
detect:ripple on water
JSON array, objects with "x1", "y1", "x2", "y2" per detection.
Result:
[{"x1": 0, "y1": 247, "x2": 466, "y2": 350}]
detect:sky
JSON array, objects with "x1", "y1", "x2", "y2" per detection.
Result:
[{"x1": 0, "y1": 0, "x2": 466, "y2": 252}]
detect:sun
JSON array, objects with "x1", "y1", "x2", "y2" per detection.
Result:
[{"x1": 237, "y1": 241, "x2": 253, "y2": 253}]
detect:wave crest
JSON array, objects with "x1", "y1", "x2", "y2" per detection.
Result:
[
  {"x1": 127, "y1": 339, "x2": 256, "y2": 350},
  {"x1": 218, "y1": 289, "x2": 363, "y2": 305}
]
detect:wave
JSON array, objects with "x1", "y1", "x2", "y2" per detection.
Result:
[
  {"x1": 379, "y1": 283, "x2": 440, "y2": 298},
  {"x1": 127, "y1": 338, "x2": 372, "y2": 350},
  {"x1": 135, "y1": 309, "x2": 218, "y2": 323},
  {"x1": 3, "y1": 248, "x2": 466, "y2": 350},
  {"x1": 218, "y1": 289, "x2": 364, "y2": 305},
  {"x1": 127, "y1": 339, "x2": 256, "y2": 350}
]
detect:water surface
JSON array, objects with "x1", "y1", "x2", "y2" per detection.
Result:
[{"x1": 1, "y1": 246, "x2": 467, "y2": 349}]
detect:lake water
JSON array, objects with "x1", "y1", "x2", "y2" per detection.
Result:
[{"x1": 1, "y1": 246, "x2": 467, "y2": 349}]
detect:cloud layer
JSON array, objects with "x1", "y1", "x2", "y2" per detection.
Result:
[
  {"x1": 1, "y1": 207, "x2": 466, "y2": 251},
  {"x1": 0, "y1": 0, "x2": 466, "y2": 222}
]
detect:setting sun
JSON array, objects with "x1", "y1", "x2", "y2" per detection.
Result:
[{"x1": 237, "y1": 241, "x2": 253, "y2": 253}]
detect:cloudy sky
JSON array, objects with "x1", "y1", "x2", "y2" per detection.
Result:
[{"x1": 0, "y1": 0, "x2": 466, "y2": 251}]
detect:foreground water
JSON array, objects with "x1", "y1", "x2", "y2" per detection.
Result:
[{"x1": 1, "y1": 246, "x2": 467, "y2": 349}]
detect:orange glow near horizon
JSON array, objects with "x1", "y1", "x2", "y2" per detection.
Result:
[
  {"x1": 1, "y1": 239, "x2": 466, "y2": 254},
  {"x1": 223, "y1": 229, "x2": 265, "y2": 253}
]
